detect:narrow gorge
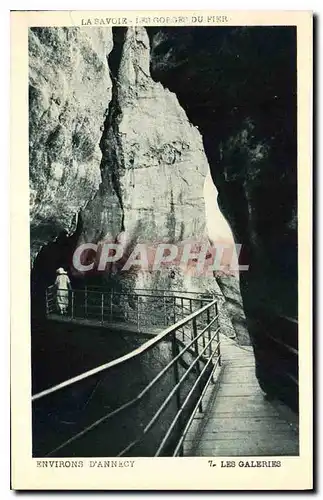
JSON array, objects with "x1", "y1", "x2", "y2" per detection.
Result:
[{"x1": 29, "y1": 25, "x2": 297, "y2": 410}]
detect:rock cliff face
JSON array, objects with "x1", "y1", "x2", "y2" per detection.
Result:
[
  {"x1": 147, "y1": 26, "x2": 298, "y2": 409},
  {"x1": 30, "y1": 25, "x2": 247, "y2": 343},
  {"x1": 29, "y1": 27, "x2": 113, "y2": 261},
  {"x1": 79, "y1": 27, "x2": 247, "y2": 341}
]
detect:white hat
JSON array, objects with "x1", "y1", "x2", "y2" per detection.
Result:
[{"x1": 56, "y1": 267, "x2": 67, "y2": 275}]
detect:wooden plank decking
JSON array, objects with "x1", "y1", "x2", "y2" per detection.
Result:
[
  {"x1": 47, "y1": 314, "x2": 299, "y2": 457},
  {"x1": 184, "y1": 335, "x2": 299, "y2": 457}
]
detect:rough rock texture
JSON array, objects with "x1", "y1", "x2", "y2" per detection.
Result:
[
  {"x1": 29, "y1": 26, "x2": 248, "y2": 344},
  {"x1": 147, "y1": 26, "x2": 298, "y2": 409},
  {"x1": 29, "y1": 27, "x2": 113, "y2": 261}
]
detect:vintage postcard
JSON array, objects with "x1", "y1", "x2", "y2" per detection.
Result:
[{"x1": 11, "y1": 10, "x2": 313, "y2": 490}]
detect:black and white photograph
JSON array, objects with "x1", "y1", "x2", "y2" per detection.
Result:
[{"x1": 10, "y1": 10, "x2": 313, "y2": 490}]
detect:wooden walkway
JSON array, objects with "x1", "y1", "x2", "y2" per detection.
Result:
[
  {"x1": 184, "y1": 335, "x2": 299, "y2": 456},
  {"x1": 47, "y1": 313, "x2": 162, "y2": 338}
]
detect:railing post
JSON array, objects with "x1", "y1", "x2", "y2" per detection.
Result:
[
  {"x1": 84, "y1": 286, "x2": 87, "y2": 318},
  {"x1": 71, "y1": 290, "x2": 74, "y2": 319},
  {"x1": 173, "y1": 296, "x2": 176, "y2": 324},
  {"x1": 199, "y1": 300, "x2": 206, "y2": 350},
  {"x1": 124, "y1": 294, "x2": 128, "y2": 322},
  {"x1": 189, "y1": 298, "x2": 193, "y2": 340},
  {"x1": 137, "y1": 295, "x2": 140, "y2": 332},
  {"x1": 207, "y1": 307, "x2": 212, "y2": 358},
  {"x1": 189, "y1": 301, "x2": 193, "y2": 340},
  {"x1": 171, "y1": 331, "x2": 183, "y2": 456},
  {"x1": 193, "y1": 317, "x2": 203, "y2": 413},
  {"x1": 101, "y1": 293, "x2": 104, "y2": 325}
]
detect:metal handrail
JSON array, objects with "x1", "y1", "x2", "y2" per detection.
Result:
[
  {"x1": 33, "y1": 297, "x2": 221, "y2": 457},
  {"x1": 39, "y1": 323, "x2": 219, "y2": 458},
  {"x1": 48, "y1": 288, "x2": 213, "y2": 301}
]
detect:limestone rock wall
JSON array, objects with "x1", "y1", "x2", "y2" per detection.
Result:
[
  {"x1": 147, "y1": 26, "x2": 298, "y2": 407},
  {"x1": 29, "y1": 26, "x2": 248, "y2": 344}
]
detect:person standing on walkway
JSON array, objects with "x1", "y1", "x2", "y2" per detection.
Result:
[{"x1": 55, "y1": 268, "x2": 71, "y2": 315}]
